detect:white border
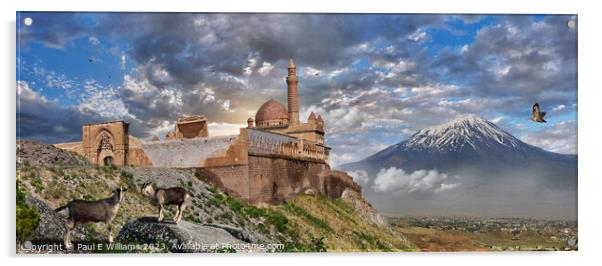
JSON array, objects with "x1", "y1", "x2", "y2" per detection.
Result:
[{"x1": 2, "y1": 1, "x2": 601, "y2": 266}]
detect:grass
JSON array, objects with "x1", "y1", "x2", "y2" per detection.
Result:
[{"x1": 284, "y1": 202, "x2": 332, "y2": 232}]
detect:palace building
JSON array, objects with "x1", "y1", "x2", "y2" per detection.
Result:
[{"x1": 55, "y1": 59, "x2": 358, "y2": 204}]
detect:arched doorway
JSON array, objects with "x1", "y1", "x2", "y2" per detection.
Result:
[{"x1": 103, "y1": 156, "x2": 114, "y2": 166}]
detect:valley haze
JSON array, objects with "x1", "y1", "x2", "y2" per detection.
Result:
[{"x1": 341, "y1": 116, "x2": 577, "y2": 220}]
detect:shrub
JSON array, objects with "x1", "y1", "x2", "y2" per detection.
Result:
[
  {"x1": 120, "y1": 170, "x2": 137, "y2": 191},
  {"x1": 16, "y1": 183, "x2": 41, "y2": 242}
]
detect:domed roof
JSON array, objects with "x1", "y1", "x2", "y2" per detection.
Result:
[{"x1": 255, "y1": 99, "x2": 288, "y2": 122}]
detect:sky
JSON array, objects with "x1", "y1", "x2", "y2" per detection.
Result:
[{"x1": 16, "y1": 13, "x2": 578, "y2": 167}]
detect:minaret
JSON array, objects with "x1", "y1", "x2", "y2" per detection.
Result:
[{"x1": 286, "y1": 58, "x2": 300, "y2": 124}]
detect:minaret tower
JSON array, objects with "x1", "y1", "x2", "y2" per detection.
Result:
[{"x1": 286, "y1": 58, "x2": 300, "y2": 124}]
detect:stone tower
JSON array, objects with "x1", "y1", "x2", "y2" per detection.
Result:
[{"x1": 286, "y1": 58, "x2": 300, "y2": 124}]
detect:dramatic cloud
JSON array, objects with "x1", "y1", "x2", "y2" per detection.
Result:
[
  {"x1": 372, "y1": 167, "x2": 460, "y2": 195},
  {"x1": 17, "y1": 81, "x2": 105, "y2": 143},
  {"x1": 16, "y1": 13, "x2": 577, "y2": 163}
]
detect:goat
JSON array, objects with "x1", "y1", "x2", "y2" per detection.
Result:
[
  {"x1": 55, "y1": 187, "x2": 126, "y2": 249},
  {"x1": 141, "y1": 181, "x2": 192, "y2": 224}
]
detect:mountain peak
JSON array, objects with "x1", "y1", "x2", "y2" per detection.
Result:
[{"x1": 403, "y1": 115, "x2": 520, "y2": 152}]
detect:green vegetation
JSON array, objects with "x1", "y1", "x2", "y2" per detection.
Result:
[
  {"x1": 284, "y1": 202, "x2": 332, "y2": 232},
  {"x1": 16, "y1": 151, "x2": 411, "y2": 253},
  {"x1": 16, "y1": 183, "x2": 40, "y2": 242}
]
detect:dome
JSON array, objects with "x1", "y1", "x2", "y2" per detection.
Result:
[{"x1": 255, "y1": 99, "x2": 289, "y2": 124}]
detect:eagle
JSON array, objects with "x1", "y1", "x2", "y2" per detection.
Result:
[{"x1": 531, "y1": 103, "x2": 547, "y2": 123}]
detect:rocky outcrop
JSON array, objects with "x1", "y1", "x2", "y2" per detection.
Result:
[
  {"x1": 116, "y1": 217, "x2": 247, "y2": 253},
  {"x1": 323, "y1": 170, "x2": 362, "y2": 199},
  {"x1": 17, "y1": 140, "x2": 90, "y2": 167},
  {"x1": 340, "y1": 189, "x2": 387, "y2": 227},
  {"x1": 25, "y1": 195, "x2": 88, "y2": 244}
]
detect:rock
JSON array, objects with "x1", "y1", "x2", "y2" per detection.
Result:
[
  {"x1": 116, "y1": 217, "x2": 246, "y2": 253},
  {"x1": 340, "y1": 189, "x2": 387, "y2": 227},
  {"x1": 25, "y1": 195, "x2": 88, "y2": 244},
  {"x1": 203, "y1": 223, "x2": 255, "y2": 243},
  {"x1": 17, "y1": 140, "x2": 89, "y2": 167},
  {"x1": 323, "y1": 170, "x2": 362, "y2": 198}
]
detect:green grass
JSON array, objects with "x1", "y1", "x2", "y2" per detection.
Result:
[{"x1": 284, "y1": 202, "x2": 332, "y2": 232}]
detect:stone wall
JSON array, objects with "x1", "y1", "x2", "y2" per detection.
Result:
[
  {"x1": 141, "y1": 135, "x2": 238, "y2": 168},
  {"x1": 198, "y1": 166, "x2": 250, "y2": 199},
  {"x1": 246, "y1": 155, "x2": 326, "y2": 203}
]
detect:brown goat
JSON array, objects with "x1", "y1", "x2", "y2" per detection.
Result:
[
  {"x1": 55, "y1": 187, "x2": 126, "y2": 249},
  {"x1": 141, "y1": 182, "x2": 191, "y2": 224}
]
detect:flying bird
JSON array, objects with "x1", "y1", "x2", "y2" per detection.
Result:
[
  {"x1": 531, "y1": 103, "x2": 547, "y2": 123},
  {"x1": 314, "y1": 72, "x2": 320, "y2": 76}
]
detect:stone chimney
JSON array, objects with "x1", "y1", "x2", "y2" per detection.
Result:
[{"x1": 286, "y1": 58, "x2": 299, "y2": 124}]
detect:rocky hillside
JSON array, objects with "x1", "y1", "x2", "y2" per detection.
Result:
[
  {"x1": 16, "y1": 141, "x2": 412, "y2": 253},
  {"x1": 17, "y1": 140, "x2": 90, "y2": 167}
]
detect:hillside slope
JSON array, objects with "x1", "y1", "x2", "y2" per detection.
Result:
[{"x1": 16, "y1": 141, "x2": 412, "y2": 253}]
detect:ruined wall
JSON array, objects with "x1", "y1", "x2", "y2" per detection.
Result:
[{"x1": 141, "y1": 135, "x2": 238, "y2": 168}]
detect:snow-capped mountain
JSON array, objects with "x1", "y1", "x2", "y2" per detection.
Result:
[
  {"x1": 343, "y1": 115, "x2": 575, "y2": 174},
  {"x1": 340, "y1": 116, "x2": 577, "y2": 218},
  {"x1": 402, "y1": 115, "x2": 520, "y2": 152}
]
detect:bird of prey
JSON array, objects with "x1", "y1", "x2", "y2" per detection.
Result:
[
  {"x1": 314, "y1": 72, "x2": 320, "y2": 76},
  {"x1": 532, "y1": 103, "x2": 547, "y2": 123}
]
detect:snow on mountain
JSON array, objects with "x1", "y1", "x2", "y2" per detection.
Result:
[
  {"x1": 341, "y1": 115, "x2": 576, "y2": 180},
  {"x1": 401, "y1": 115, "x2": 520, "y2": 152},
  {"x1": 340, "y1": 116, "x2": 577, "y2": 218}
]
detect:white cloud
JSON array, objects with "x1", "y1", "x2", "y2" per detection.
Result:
[
  {"x1": 372, "y1": 167, "x2": 460, "y2": 194},
  {"x1": 408, "y1": 29, "x2": 427, "y2": 42},
  {"x1": 553, "y1": 104, "x2": 566, "y2": 112},
  {"x1": 120, "y1": 54, "x2": 126, "y2": 70},
  {"x1": 521, "y1": 120, "x2": 577, "y2": 154},
  {"x1": 304, "y1": 66, "x2": 321, "y2": 77},
  {"x1": 88, "y1": 36, "x2": 100, "y2": 45},
  {"x1": 78, "y1": 79, "x2": 129, "y2": 118},
  {"x1": 257, "y1": 62, "x2": 274, "y2": 76},
  {"x1": 207, "y1": 122, "x2": 246, "y2": 136},
  {"x1": 347, "y1": 170, "x2": 370, "y2": 186},
  {"x1": 17, "y1": 81, "x2": 48, "y2": 104}
]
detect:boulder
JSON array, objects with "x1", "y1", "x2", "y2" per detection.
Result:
[
  {"x1": 116, "y1": 217, "x2": 246, "y2": 253},
  {"x1": 25, "y1": 195, "x2": 88, "y2": 244},
  {"x1": 203, "y1": 223, "x2": 255, "y2": 243}
]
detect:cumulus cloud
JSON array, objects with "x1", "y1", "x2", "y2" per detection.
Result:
[
  {"x1": 372, "y1": 167, "x2": 460, "y2": 195},
  {"x1": 17, "y1": 81, "x2": 106, "y2": 143},
  {"x1": 347, "y1": 170, "x2": 370, "y2": 186}
]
